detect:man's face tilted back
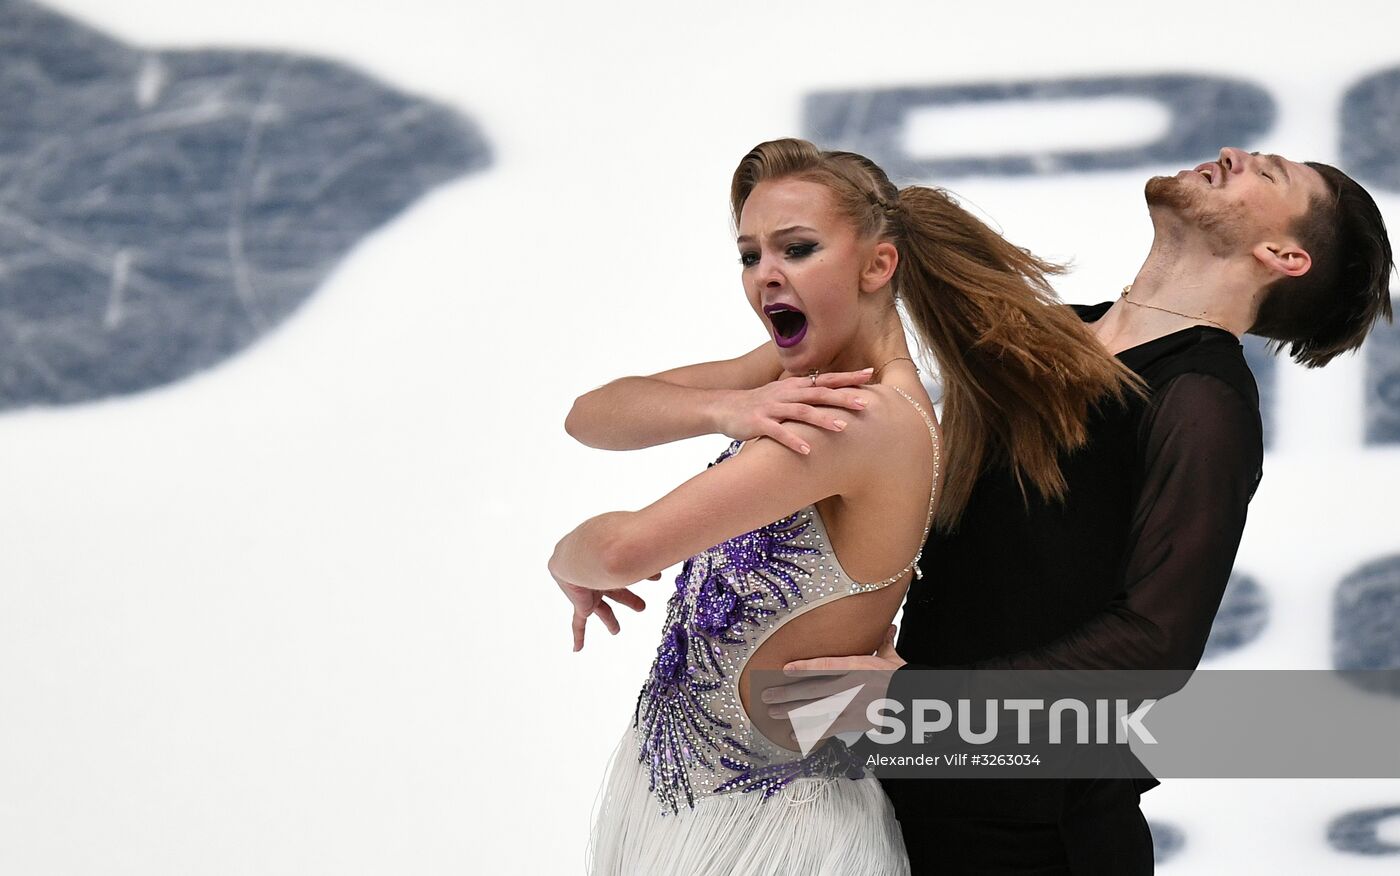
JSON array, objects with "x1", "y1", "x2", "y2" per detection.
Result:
[
  {"x1": 1145, "y1": 146, "x2": 1329, "y2": 262},
  {"x1": 1143, "y1": 147, "x2": 1394, "y2": 368}
]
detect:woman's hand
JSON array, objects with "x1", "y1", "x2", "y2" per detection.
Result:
[
  {"x1": 711, "y1": 369, "x2": 876, "y2": 454},
  {"x1": 555, "y1": 571, "x2": 655, "y2": 652}
]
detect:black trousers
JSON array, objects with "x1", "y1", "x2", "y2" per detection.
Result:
[{"x1": 885, "y1": 778, "x2": 1156, "y2": 875}]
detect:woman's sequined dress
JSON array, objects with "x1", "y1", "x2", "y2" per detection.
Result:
[{"x1": 588, "y1": 386, "x2": 939, "y2": 876}]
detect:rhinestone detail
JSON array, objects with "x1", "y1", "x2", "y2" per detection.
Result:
[{"x1": 631, "y1": 385, "x2": 940, "y2": 814}]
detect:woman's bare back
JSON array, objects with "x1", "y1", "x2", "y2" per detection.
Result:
[{"x1": 737, "y1": 379, "x2": 943, "y2": 750}]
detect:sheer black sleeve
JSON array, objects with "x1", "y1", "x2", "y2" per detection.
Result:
[{"x1": 899, "y1": 372, "x2": 1263, "y2": 675}]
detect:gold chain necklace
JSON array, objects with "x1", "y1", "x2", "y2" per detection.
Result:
[
  {"x1": 872, "y1": 355, "x2": 919, "y2": 381},
  {"x1": 1120, "y1": 284, "x2": 1231, "y2": 332},
  {"x1": 808, "y1": 355, "x2": 919, "y2": 386}
]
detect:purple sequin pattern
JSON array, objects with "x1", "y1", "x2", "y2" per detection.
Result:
[
  {"x1": 631, "y1": 438, "x2": 828, "y2": 815},
  {"x1": 715, "y1": 737, "x2": 865, "y2": 798}
]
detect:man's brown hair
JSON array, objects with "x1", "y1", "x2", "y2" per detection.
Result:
[{"x1": 1250, "y1": 162, "x2": 1394, "y2": 368}]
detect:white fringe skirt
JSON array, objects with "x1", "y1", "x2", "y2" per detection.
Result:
[{"x1": 587, "y1": 725, "x2": 910, "y2": 875}]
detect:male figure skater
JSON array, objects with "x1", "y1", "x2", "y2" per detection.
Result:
[{"x1": 564, "y1": 147, "x2": 1394, "y2": 873}]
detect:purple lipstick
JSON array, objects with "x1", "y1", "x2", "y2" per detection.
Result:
[{"x1": 764, "y1": 303, "x2": 808, "y2": 348}]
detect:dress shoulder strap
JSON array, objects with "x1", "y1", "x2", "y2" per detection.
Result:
[{"x1": 849, "y1": 385, "x2": 941, "y2": 593}]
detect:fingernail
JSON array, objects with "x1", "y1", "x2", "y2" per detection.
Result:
[
  {"x1": 853, "y1": 399, "x2": 866, "y2": 408},
  {"x1": 799, "y1": 444, "x2": 810, "y2": 455},
  {"x1": 833, "y1": 419, "x2": 847, "y2": 430},
  {"x1": 862, "y1": 367, "x2": 874, "y2": 373}
]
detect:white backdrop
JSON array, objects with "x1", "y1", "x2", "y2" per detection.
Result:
[{"x1": 1, "y1": 0, "x2": 1398, "y2": 873}]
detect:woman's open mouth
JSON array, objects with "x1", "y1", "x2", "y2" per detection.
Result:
[{"x1": 764, "y1": 303, "x2": 808, "y2": 348}]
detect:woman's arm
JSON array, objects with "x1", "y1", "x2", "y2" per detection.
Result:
[
  {"x1": 564, "y1": 341, "x2": 875, "y2": 453},
  {"x1": 550, "y1": 397, "x2": 889, "y2": 593}
]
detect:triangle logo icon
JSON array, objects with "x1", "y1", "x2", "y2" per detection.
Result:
[{"x1": 788, "y1": 683, "x2": 866, "y2": 756}]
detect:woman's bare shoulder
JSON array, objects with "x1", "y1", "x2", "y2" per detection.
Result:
[{"x1": 850, "y1": 382, "x2": 939, "y2": 442}]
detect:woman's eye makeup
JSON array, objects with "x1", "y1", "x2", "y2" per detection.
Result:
[{"x1": 736, "y1": 242, "x2": 818, "y2": 267}]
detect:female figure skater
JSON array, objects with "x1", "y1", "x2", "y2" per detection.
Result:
[{"x1": 548, "y1": 139, "x2": 1140, "y2": 874}]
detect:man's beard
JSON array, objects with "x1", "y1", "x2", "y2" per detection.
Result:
[
  {"x1": 1144, "y1": 175, "x2": 1245, "y2": 251},
  {"x1": 1145, "y1": 174, "x2": 1197, "y2": 211}
]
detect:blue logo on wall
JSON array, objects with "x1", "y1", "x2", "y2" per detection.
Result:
[{"x1": 0, "y1": 0, "x2": 490, "y2": 407}]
